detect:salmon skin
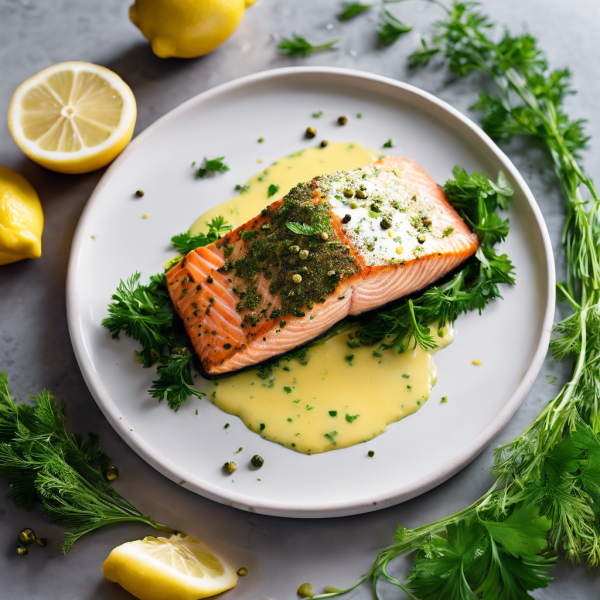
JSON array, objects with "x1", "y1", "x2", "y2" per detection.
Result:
[{"x1": 166, "y1": 157, "x2": 479, "y2": 376}]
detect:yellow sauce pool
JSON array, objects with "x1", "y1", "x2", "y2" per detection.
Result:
[{"x1": 188, "y1": 142, "x2": 454, "y2": 453}]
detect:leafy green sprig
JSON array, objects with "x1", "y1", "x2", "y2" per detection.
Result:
[
  {"x1": 338, "y1": 2, "x2": 372, "y2": 20},
  {"x1": 378, "y1": 9, "x2": 412, "y2": 45},
  {"x1": 194, "y1": 156, "x2": 230, "y2": 179},
  {"x1": 278, "y1": 35, "x2": 340, "y2": 57},
  {"x1": 171, "y1": 216, "x2": 232, "y2": 254},
  {"x1": 0, "y1": 373, "x2": 173, "y2": 553},
  {"x1": 306, "y1": 2, "x2": 600, "y2": 598}
]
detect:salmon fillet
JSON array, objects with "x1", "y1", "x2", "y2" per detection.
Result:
[{"x1": 167, "y1": 157, "x2": 478, "y2": 376}]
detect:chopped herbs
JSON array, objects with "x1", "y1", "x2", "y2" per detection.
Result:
[
  {"x1": 258, "y1": 137, "x2": 264, "y2": 143},
  {"x1": 338, "y1": 1, "x2": 372, "y2": 20},
  {"x1": 279, "y1": 35, "x2": 339, "y2": 57},
  {"x1": 171, "y1": 216, "x2": 232, "y2": 254},
  {"x1": 345, "y1": 413, "x2": 360, "y2": 423},
  {"x1": 329, "y1": 411, "x2": 338, "y2": 417},
  {"x1": 378, "y1": 10, "x2": 412, "y2": 46},
  {"x1": 235, "y1": 183, "x2": 251, "y2": 194},
  {"x1": 268, "y1": 183, "x2": 281, "y2": 198},
  {"x1": 194, "y1": 156, "x2": 230, "y2": 179},
  {"x1": 312, "y1": 111, "x2": 323, "y2": 118},
  {"x1": 345, "y1": 354, "x2": 355, "y2": 364},
  {"x1": 283, "y1": 386, "x2": 293, "y2": 394},
  {"x1": 367, "y1": 450, "x2": 375, "y2": 457},
  {"x1": 324, "y1": 431, "x2": 338, "y2": 446},
  {"x1": 383, "y1": 138, "x2": 394, "y2": 148}
]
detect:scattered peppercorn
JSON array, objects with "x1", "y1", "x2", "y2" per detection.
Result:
[
  {"x1": 338, "y1": 116, "x2": 348, "y2": 125},
  {"x1": 237, "y1": 567, "x2": 249, "y2": 577},
  {"x1": 223, "y1": 461, "x2": 236, "y2": 474},
  {"x1": 370, "y1": 203, "x2": 380, "y2": 212},
  {"x1": 104, "y1": 465, "x2": 119, "y2": 482},
  {"x1": 305, "y1": 127, "x2": 317, "y2": 139},
  {"x1": 18, "y1": 528, "x2": 36, "y2": 546},
  {"x1": 207, "y1": 275, "x2": 214, "y2": 283},
  {"x1": 417, "y1": 234, "x2": 426, "y2": 244},
  {"x1": 320, "y1": 140, "x2": 328, "y2": 147},
  {"x1": 342, "y1": 214, "x2": 351, "y2": 224},
  {"x1": 251, "y1": 455, "x2": 264, "y2": 468},
  {"x1": 380, "y1": 218, "x2": 392, "y2": 230},
  {"x1": 135, "y1": 190, "x2": 144, "y2": 197}
]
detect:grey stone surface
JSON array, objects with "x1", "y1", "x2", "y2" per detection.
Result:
[{"x1": 0, "y1": 0, "x2": 599, "y2": 598}]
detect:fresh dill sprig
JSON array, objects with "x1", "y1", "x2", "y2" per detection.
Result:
[
  {"x1": 306, "y1": 2, "x2": 600, "y2": 598},
  {"x1": 378, "y1": 9, "x2": 412, "y2": 45},
  {"x1": 338, "y1": 1, "x2": 372, "y2": 20},
  {"x1": 194, "y1": 156, "x2": 230, "y2": 179},
  {"x1": 278, "y1": 35, "x2": 340, "y2": 57},
  {"x1": 171, "y1": 216, "x2": 232, "y2": 254},
  {"x1": 0, "y1": 373, "x2": 174, "y2": 553}
]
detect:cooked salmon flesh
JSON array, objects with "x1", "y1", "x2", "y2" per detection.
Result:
[{"x1": 166, "y1": 157, "x2": 479, "y2": 376}]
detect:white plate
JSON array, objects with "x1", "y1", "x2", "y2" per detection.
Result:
[{"x1": 67, "y1": 68, "x2": 554, "y2": 518}]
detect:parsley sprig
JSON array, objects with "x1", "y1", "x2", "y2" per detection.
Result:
[
  {"x1": 171, "y1": 216, "x2": 232, "y2": 254},
  {"x1": 306, "y1": 2, "x2": 600, "y2": 598},
  {"x1": 194, "y1": 156, "x2": 229, "y2": 179},
  {"x1": 0, "y1": 373, "x2": 174, "y2": 553},
  {"x1": 278, "y1": 35, "x2": 340, "y2": 57}
]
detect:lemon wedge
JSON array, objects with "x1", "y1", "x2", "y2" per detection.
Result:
[
  {"x1": 8, "y1": 62, "x2": 136, "y2": 174},
  {"x1": 0, "y1": 166, "x2": 43, "y2": 265},
  {"x1": 103, "y1": 534, "x2": 238, "y2": 600}
]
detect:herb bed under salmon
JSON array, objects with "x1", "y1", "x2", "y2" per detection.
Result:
[{"x1": 102, "y1": 158, "x2": 514, "y2": 410}]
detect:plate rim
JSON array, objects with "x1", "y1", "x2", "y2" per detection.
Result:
[{"x1": 66, "y1": 66, "x2": 555, "y2": 518}]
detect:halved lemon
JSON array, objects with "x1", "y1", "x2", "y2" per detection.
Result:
[
  {"x1": 103, "y1": 534, "x2": 238, "y2": 600},
  {"x1": 8, "y1": 62, "x2": 136, "y2": 174}
]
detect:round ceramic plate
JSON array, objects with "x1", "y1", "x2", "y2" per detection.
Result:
[{"x1": 67, "y1": 68, "x2": 554, "y2": 518}]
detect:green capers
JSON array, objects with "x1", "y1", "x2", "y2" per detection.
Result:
[
  {"x1": 343, "y1": 188, "x2": 354, "y2": 198},
  {"x1": 299, "y1": 249, "x2": 309, "y2": 260},
  {"x1": 135, "y1": 190, "x2": 145, "y2": 198},
  {"x1": 350, "y1": 201, "x2": 358, "y2": 209},
  {"x1": 237, "y1": 567, "x2": 249, "y2": 576},
  {"x1": 320, "y1": 140, "x2": 328, "y2": 148},
  {"x1": 261, "y1": 223, "x2": 271, "y2": 230},
  {"x1": 18, "y1": 528, "x2": 36, "y2": 546},
  {"x1": 380, "y1": 218, "x2": 392, "y2": 230},
  {"x1": 417, "y1": 234, "x2": 426, "y2": 244},
  {"x1": 292, "y1": 274, "x2": 302, "y2": 284},
  {"x1": 35, "y1": 538, "x2": 48, "y2": 547},
  {"x1": 319, "y1": 231, "x2": 329, "y2": 240},
  {"x1": 17, "y1": 546, "x2": 27, "y2": 556},
  {"x1": 422, "y1": 217, "x2": 432, "y2": 227},
  {"x1": 342, "y1": 214, "x2": 351, "y2": 224},
  {"x1": 289, "y1": 245, "x2": 300, "y2": 254},
  {"x1": 305, "y1": 127, "x2": 317, "y2": 139},
  {"x1": 327, "y1": 270, "x2": 336, "y2": 277},
  {"x1": 297, "y1": 583, "x2": 315, "y2": 598},
  {"x1": 338, "y1": 116, "x2": 348, "y2": 126},
  {"x1": 223, "y1": 461, "x2": 237, "y2": 474},
  {"x1": 370, "y1": 203, "x2": 380, "y2": 213},
  {"x1": 251, "y1": 454, "x2": 264, "y2": 468},
  {"x1": 355, "y1": 189, "x2": 367, "y2": 199},
  {"x1": 104, "y1": 465, "x2": 119, "y2": 482},
  {"x1": 368, "y1": 450, "x2": 375, "y2": 457}
]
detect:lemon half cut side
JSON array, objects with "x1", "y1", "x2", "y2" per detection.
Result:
[
  {"x1": 8, "y1": 62, "x2": 137, "y2": 174},
  {"x1": 103, "y1": 534, "x2": 238, "y2": 600}
]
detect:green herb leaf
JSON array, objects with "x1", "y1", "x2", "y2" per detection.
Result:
[
  {"x1": 383, "y1": 138, "x2": 394, "y2": 148},
  {"x1": 195, "y1": 156, "x2": 230, "y2": 178},
  {"x1": 338, "y1": 1, "x2": 371, "y2": 21},
  {"x1": 279, "y1": 35, "x2": 340, "y2": 57},
  {"x1": 286, "y1": 221, "x2": 320, "y2": 235},
  {"x1": 268, "y1": 183, "x2": 281, "y2": 198},
  {"x1": 378, "y1": 10, "x2": 412, "y2": 46},
  {"x1": 171, "y1": 216, "x2": 232, "y2": 254}
]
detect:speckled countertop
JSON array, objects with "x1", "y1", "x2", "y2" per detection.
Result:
[{"x1": 1, "y1": 0, "x2": 599, "y2": 598}]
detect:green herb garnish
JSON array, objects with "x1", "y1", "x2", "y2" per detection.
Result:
[
  {"x1": 378, "y1": 10, "x2": 412, "y2": 46},
  {"x1": 268, "y1": 183, "x2": 281, "y2": 198},
  {"x1": 312, "y1": 111, "x2": 323, "y2": 118},
  {"x1": 383, "y1": 138, "x2": 393, "y2": 148},
  {"x1": 279, "y1": 35, "x2": 339, "y2": 57},
  {"x1": 171, "y1": 216, "x2": 232, "y2": 254},
  {"x1": 194, "y1": 156, "x2": 230, "y2": 178},
  {"x1": 345, "y1": 413, "x2": 359, "y2": 423},
  {"x1": 338, "y1": 1, "x2": 371, "y2": 21}
]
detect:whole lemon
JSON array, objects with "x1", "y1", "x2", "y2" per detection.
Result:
[
  {"x1": 0, "y1": 166, "x2": 43, "y2": 266},
  {"x1": 129, "y1": 0, "x2": 257, "y2": 59}
]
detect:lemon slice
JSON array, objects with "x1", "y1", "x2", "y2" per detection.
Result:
[
  {"x1": 103, "y1": 534, "x2": 238, "y2": 600},
  {"x1": 8, "y1": 62, "x2": 136, "y2": 174}
]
